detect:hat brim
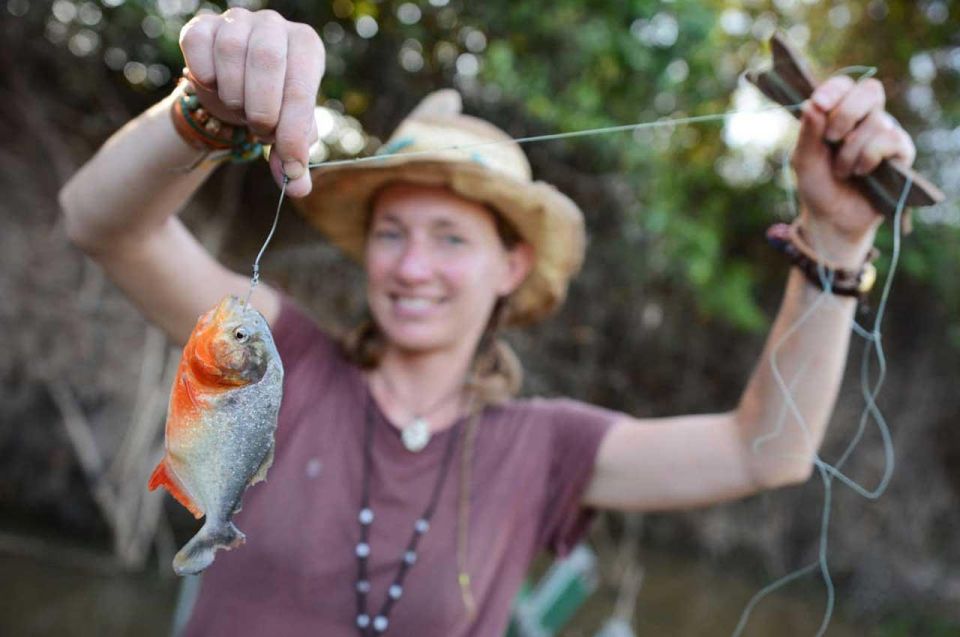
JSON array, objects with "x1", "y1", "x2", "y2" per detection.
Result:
[{"x1": 291, "y1": 156, "x2": 585, "y2": 325}]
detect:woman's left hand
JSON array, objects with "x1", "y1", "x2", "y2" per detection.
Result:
[{"x1": 791, "y1": 75, "x2": 916, "y2": 264}]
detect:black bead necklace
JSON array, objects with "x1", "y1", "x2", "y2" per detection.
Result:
[{"x1": 354, "y1": 388, "x2": 464, "y2": 635}]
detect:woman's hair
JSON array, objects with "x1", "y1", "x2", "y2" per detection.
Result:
[{"x1": 340, "y1": 197, "x2": 525, "y2": 406}]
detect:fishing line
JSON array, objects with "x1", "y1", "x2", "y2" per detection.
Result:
[
  {"x1": 301, "y1": 61, "x2": 874, "y2": 172},
  {"x1": 750, "y1": 352, "x2": 815, "y2": 453},
  {"x1": 732, "y1": 175, "x2": 912, "y2": 637},
  {"x1": 243, "y1": 174, "x2": 288, "y2": 307},
  {"x1": 305, "y1": 103, "x2": 805, "y2": 171},
  {"x1": 760, "y1": 150, "x2": 905, "y2": 489},
  {"x1": 252, "y1": 62, "x2": 911, "y2": 636}
]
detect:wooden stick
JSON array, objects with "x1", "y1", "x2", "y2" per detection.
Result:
[{"x1": 746, "y1": 33, "x2": 946, "y2": 235}]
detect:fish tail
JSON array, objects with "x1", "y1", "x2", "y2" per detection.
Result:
[{"x1": 172, "y1": 520, "x2": 245, "y2": 576}]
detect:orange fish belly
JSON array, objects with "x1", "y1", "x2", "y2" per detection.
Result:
[{"x1": 148, "y1": 356, "x2": 223, "y2": 519}]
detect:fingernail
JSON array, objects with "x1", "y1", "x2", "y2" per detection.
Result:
[
  {"x1": 812, "y1": 88, "x2": 835, "y2": 110},
  {"x1": 282, "y1": 160, "x2": 304, "y2": 181}
]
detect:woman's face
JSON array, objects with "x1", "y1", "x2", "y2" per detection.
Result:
[{"x1": 365, "y1": 182, "x2": 532, "y2": 355}]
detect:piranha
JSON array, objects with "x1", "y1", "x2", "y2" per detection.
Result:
[{"x1": 148, "y1": 295, "x2": 283, "y2": 576}]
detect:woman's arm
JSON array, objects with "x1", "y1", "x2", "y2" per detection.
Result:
[
  {"x1": 584, "y1": 75, "x2": 917, "y2": 512},
  {"x1": 59, "y1": 8, "x2": 323, "y2": 345}
]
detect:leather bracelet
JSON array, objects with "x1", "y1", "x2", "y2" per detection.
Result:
[
  {"x1": 766, "y1": 220, "x2": 879, "y2": 300},
  {"x1": 169, "y1": 70, "x2": 263, "y2": 163}
]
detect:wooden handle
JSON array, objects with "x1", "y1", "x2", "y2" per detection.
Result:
[{"x1": 746, "y1": 33, "x2": 945, "y2": 234}]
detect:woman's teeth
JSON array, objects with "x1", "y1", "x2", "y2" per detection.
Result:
[{"x1": 394, "y1": 296, "x2": 438, "y2": 311}]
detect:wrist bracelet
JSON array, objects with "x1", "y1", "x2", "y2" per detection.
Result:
[
  {"x1": 766, "y1": 220, "x2": 879, "y2": 301},
  {"x1": 170, "y1": 69, "x2": 263, "y2": 164}
]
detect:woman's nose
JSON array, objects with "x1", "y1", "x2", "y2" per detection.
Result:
[{"x1": 394, "y1": 238, "x2": 433, "y2": 282}]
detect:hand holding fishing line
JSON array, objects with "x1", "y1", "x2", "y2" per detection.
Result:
[
  {"x1": 178, "y1": 7, "x2": 325, "y2": 197},
  {"x1": 791, "y1": 77, "x2": 914, "y2": 265}
]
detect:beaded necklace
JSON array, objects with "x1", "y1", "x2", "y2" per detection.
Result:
[{"x1": 353, "y1": 389, "x2": 465, "y2": 635}]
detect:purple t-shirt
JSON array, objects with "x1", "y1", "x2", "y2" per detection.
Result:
[{"x1": 182, "y1": 294, "x2": 619, "y2": 636}]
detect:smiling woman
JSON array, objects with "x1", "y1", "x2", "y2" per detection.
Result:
[{"x1": 54, "y1": 6, "x2": 924, "y2": 637}]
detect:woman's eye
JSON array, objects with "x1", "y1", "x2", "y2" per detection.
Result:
[
  {"x1": 442, "y1": 234, "x2": 466, "y2": 245},
  {"x1": 373, "y1": 229, "x2": 402, "y2": 240}
]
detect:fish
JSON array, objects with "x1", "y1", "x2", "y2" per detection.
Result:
[{"x1": 148, "y1": 294, "x2": 283, "y2": 576}]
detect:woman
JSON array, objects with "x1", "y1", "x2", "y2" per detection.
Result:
[{"x1": 59, "y1": 8, "x2": 916, "y2": 636}]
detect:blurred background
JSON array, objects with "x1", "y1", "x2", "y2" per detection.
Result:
[{"x1": 1, "y1": 0, "x2": 959, "y2": 635}]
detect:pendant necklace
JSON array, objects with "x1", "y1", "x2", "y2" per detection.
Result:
[
  {"x1": 375, "y1": 372, "x2": 465, "y2": 453},
  {"x1": 401, "y1": 416, "x2": 430, "y2": 454}
]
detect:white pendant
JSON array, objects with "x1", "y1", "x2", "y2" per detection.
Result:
[{"x1": 401, "y1": 417, "x2": 431, "y2": 453}]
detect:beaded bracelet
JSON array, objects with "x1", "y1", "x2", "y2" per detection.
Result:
[
  {"x1": 766, "y1": 220, "x2": 879, "y2": 301},
  {"x1": 170, "y1": 70, "x2": 263, "y2": 165}
]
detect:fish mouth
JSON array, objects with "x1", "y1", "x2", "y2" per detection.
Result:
[
  {"x1": 241, "y1": 345, "x2": 269, "y2": 383},
  {"x1": 222, "y1": 337, "x2": 268, "y2": 383}
]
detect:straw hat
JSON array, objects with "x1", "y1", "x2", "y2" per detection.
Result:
[{"x1": 292, "y1": 89, "x2": 586, "y2": 326}]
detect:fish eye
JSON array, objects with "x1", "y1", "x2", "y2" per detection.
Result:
[{"x1": 233, "y1": 327, "x2": 249, "y2": 343}]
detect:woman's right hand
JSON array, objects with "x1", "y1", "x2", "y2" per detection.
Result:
[{"x1": 179, "y1": 8, "x2": 325, "y2": 197}]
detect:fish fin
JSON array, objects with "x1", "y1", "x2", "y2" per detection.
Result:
[
  {"x1": 248, "y1": 444, "x2": 275, "y2": 487},
  {"x1": 172, "y1": 520, "x2": 245, "y2": 576},
  {"x1": 148, "y1": 461, "x2": 204, "y2": 519},
  {"x1": 180, "y1": 374, "x2": 200, "y2": 407},
  {"x1": 233, "y1": 445, "x2": 275, "y2": 514}
]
